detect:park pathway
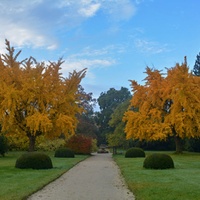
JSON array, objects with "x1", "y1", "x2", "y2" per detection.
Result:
[{"x1": 27, "y1": 153, "x2": 135, "y2": 200}]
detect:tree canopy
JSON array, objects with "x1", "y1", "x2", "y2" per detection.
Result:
[
  {"x1": 76, "y1": 85, "x2": 99, "y2": 139},
  {"x1": 123, "y1": 58, "x2": 200, "y2": 153},
  {"x1": 0, "y1": 40, "x2": 87, "y2": 151},
  {"x1": 96, "y1": 87, "x2": 131, "y2": 145},
  {"x1": 107, "y1": 99, "x2": 130, "y2": 153}
]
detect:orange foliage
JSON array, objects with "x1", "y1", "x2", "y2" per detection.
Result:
[
  {"x1": 0, "y1": 40, "x2": 87, "y2": 151},
  {"x1": 124, "y1": 59, "x2": 200, "y2": 143}
]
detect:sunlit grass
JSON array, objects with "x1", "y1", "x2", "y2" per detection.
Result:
[
  {"x1": 114, "y1": 151, "x2": 200, "y2": 200},
  {"x1": 0, "y1": 151, "x2": 88, "y2": 200}
]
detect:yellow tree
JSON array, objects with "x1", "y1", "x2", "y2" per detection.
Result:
[
  {"x1": 123, "y1": 58, "x2": 200, "y2": 153},
  {"x1": 0, "y1": 40, "x2": 86, "y2": 151}
]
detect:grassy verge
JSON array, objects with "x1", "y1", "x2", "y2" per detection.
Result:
[
  {"x1": 114, "y1": 151, "x2": 200, "y2": 200},
  {"x1": 0, "y1": 151, "x2": 88, "y2": 200}
]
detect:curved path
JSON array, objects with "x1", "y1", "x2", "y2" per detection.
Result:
[{"x1": 28, "y1": 153, "x2": 135, "y2": 200}]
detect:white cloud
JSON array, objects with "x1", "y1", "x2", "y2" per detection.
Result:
[
  {"x1": 61, "y1": 57, "x2": 115, "y2": 81},
  {"x1": 78, "y1": 3, "x2": 101, "y2": 17},
  {"x1": 135, "y1": 0, "x2": 144, "y2": 4},
  {"x1": 0, "y1": 0, "x2": 137, "y2": 51},
  {"x1": 67, "y1": 45, "x2": 126, "y2": 58},
  {"x1": 134, "y1": 39, "x2": 169, "y2": 54},
  {"x1": 103, "y1": 0, "x2": 137, "y2": 21},
  {"x1": 63, "y1": 58, "x2": 115, "y2": 72}
]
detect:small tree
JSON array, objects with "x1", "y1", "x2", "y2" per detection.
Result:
[
  {"x1": 193, "y1": 52, "x2": 200, "y2": 76},
  {"x1": 66, "y1": 135, "x2": 92, "y2": 155}
]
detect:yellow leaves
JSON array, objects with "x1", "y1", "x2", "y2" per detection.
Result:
[
  {"x1": 26, "y1": 112, "x2": 52, "y2": 135},
  {"x1": 0, "y1": 40, "x2": 87, "y2": 145},
  {"x1": 55, "y1": 114, "x2": 76, "y2": 136},
  {"x1": 124, "y1": 59, "x2": 200, "y2": 142}
]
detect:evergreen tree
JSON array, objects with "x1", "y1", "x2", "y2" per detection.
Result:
[{"x1": 193, "y1": 52, "x2": 200, "y2": 76}]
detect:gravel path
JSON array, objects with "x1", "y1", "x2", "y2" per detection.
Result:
[{"x1": 27, "y1": 153, "x2": 135, "y2": 200}]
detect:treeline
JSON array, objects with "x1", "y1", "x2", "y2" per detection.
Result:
[
  {"x1": 93, "y1": 53, "x2": 200, "y2": 154},
  {"x1": 1, "y1": 39, "x2": 200, "y2": 155}
]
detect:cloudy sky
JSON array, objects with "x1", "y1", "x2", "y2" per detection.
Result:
[{"x1": 0, "y1": 0, "x2": 200, "y2": 100}]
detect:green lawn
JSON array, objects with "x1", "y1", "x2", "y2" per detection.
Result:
[
  {"x1": 114, "y1": 151, "x2": 200, "y2": 200},
  {"x1": 0, "y1": 151, "x2": 88, "y2": 200}
]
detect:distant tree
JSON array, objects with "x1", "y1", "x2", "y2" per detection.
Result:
[
  {"x1": 107, "y1": 99, "x2": 131, "y2": 153},
  {"x1": 193, "y1": 52, "x2": 200, "y2": 76},
  {"x1": 96, "y1": 87, "x2": 131, "y2": 145},
  {"x1": 0, "y1": 40, "x2": 86, "y2": 151},
  {"x1": 124, "y1": 58, "x2": 200, "y2": 153},
  {"x1": 76, "y1": 85, "x2": 99, "y2": 138}
]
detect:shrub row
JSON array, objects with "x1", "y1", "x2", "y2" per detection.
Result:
[
  {"x1": 15, "y1": 147, "x2": 75, "y2": 170},
  {"x1": 125, "y1": 147, "x2": 174, "y2": 169},
  {"x1": 7, "y1": 134, "x2": 95, "y2": 154},
  {"x1": 54, "y1": 148, "x2": 74, "y2": 158}
]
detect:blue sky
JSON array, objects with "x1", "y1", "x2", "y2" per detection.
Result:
[{"x1": 0, "y1": 0, "x2": 200, "y2": 101}]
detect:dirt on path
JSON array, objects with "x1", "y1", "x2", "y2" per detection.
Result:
[{"x1": 27, "y1": 153, "x2": 135, "y2": 200}]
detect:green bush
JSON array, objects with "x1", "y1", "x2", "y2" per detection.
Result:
[
  {"x1": 125, "y1": 147, "x2": 145, "y2": 158},
  {"x1": 0, "y1": 135, "x2": 8, "y2": 156},
  {"x1": 36, "y1": 136, "x2": 65, "y2": 151},
  {"x1": 7, "y1": 135, "x2": 29, "y2": 151},
  {"x1": 143, "y1": 153, "x2": 174, "y2": 169},
  {"x1": 15, "y1": 152, "x2": 53, "y2": 169},
  {"x1": 54, "y1": 148, "x2": 74, "y2": 158}
]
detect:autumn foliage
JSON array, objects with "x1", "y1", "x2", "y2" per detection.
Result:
[
  {"x1": 123, "y1": 58, "x2": 200, "y2": 153},
  {"x1": 0, "y1": 40, "x2": 86, "y2": 151},
  {"x1": 66, "y1": 135, "x2": 92, "y2": 155}
]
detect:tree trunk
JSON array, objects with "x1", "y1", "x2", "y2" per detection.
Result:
[
  {"x1": 113, "y1": 146, "x2": 117, "y2": 155},
  {"x1": 28, "y1": 135, "x2": 36, "y2": 152},
  {"x1": 171, "y1": 126, "x2": 183, "y2": 154},
  {"x1": 174, "y1": 136, "x2": 183, "y2": 154}
]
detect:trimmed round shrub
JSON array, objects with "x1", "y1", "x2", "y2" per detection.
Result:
[
  {"x1": 54, "y1": 148, "x2": 74, "y2": 158},
  {"x1": 15, "y1": 152, "x2": 53, "y2": 169},
  {"x1": 125, "y1": 147, "x2": 145, "y2": 158},
  {"x1": 143, "y1": 153, "x2": 174, "y2": 169}
]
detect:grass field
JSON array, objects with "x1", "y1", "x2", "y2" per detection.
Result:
[
  {"x1": 0, "y1": 151, "x2": 88, "y2": 200},
  {"x1": 114, "y1": 151, "x2": 200, "y2": 200}
]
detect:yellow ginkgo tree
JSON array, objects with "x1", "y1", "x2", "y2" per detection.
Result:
[
  {"x1": 0, "y1": 40, "x2": 86, "y2": 151},
  {"x1": 123, "y1": 58, "x2": 200, "y2": 153}
]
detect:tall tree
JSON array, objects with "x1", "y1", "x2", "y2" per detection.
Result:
[
  {"x1": 96, "y1": 87, "x2": 131, "y2": 145},
  {"x1": 0, "y1": 40, "x2": 86, "y2": 151},
  {"x1": 124, "y1": 58, "x2": 200, "y2": 153},
  {"x1": 76, "y1": 85, "x2": 99, "y2": 138},
  {"x1": 193, "y1": 52, "x2": 200, "y2": 76},
  {"x1": 107, "y1": 99, "x2": 131, "y2": 153}
]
